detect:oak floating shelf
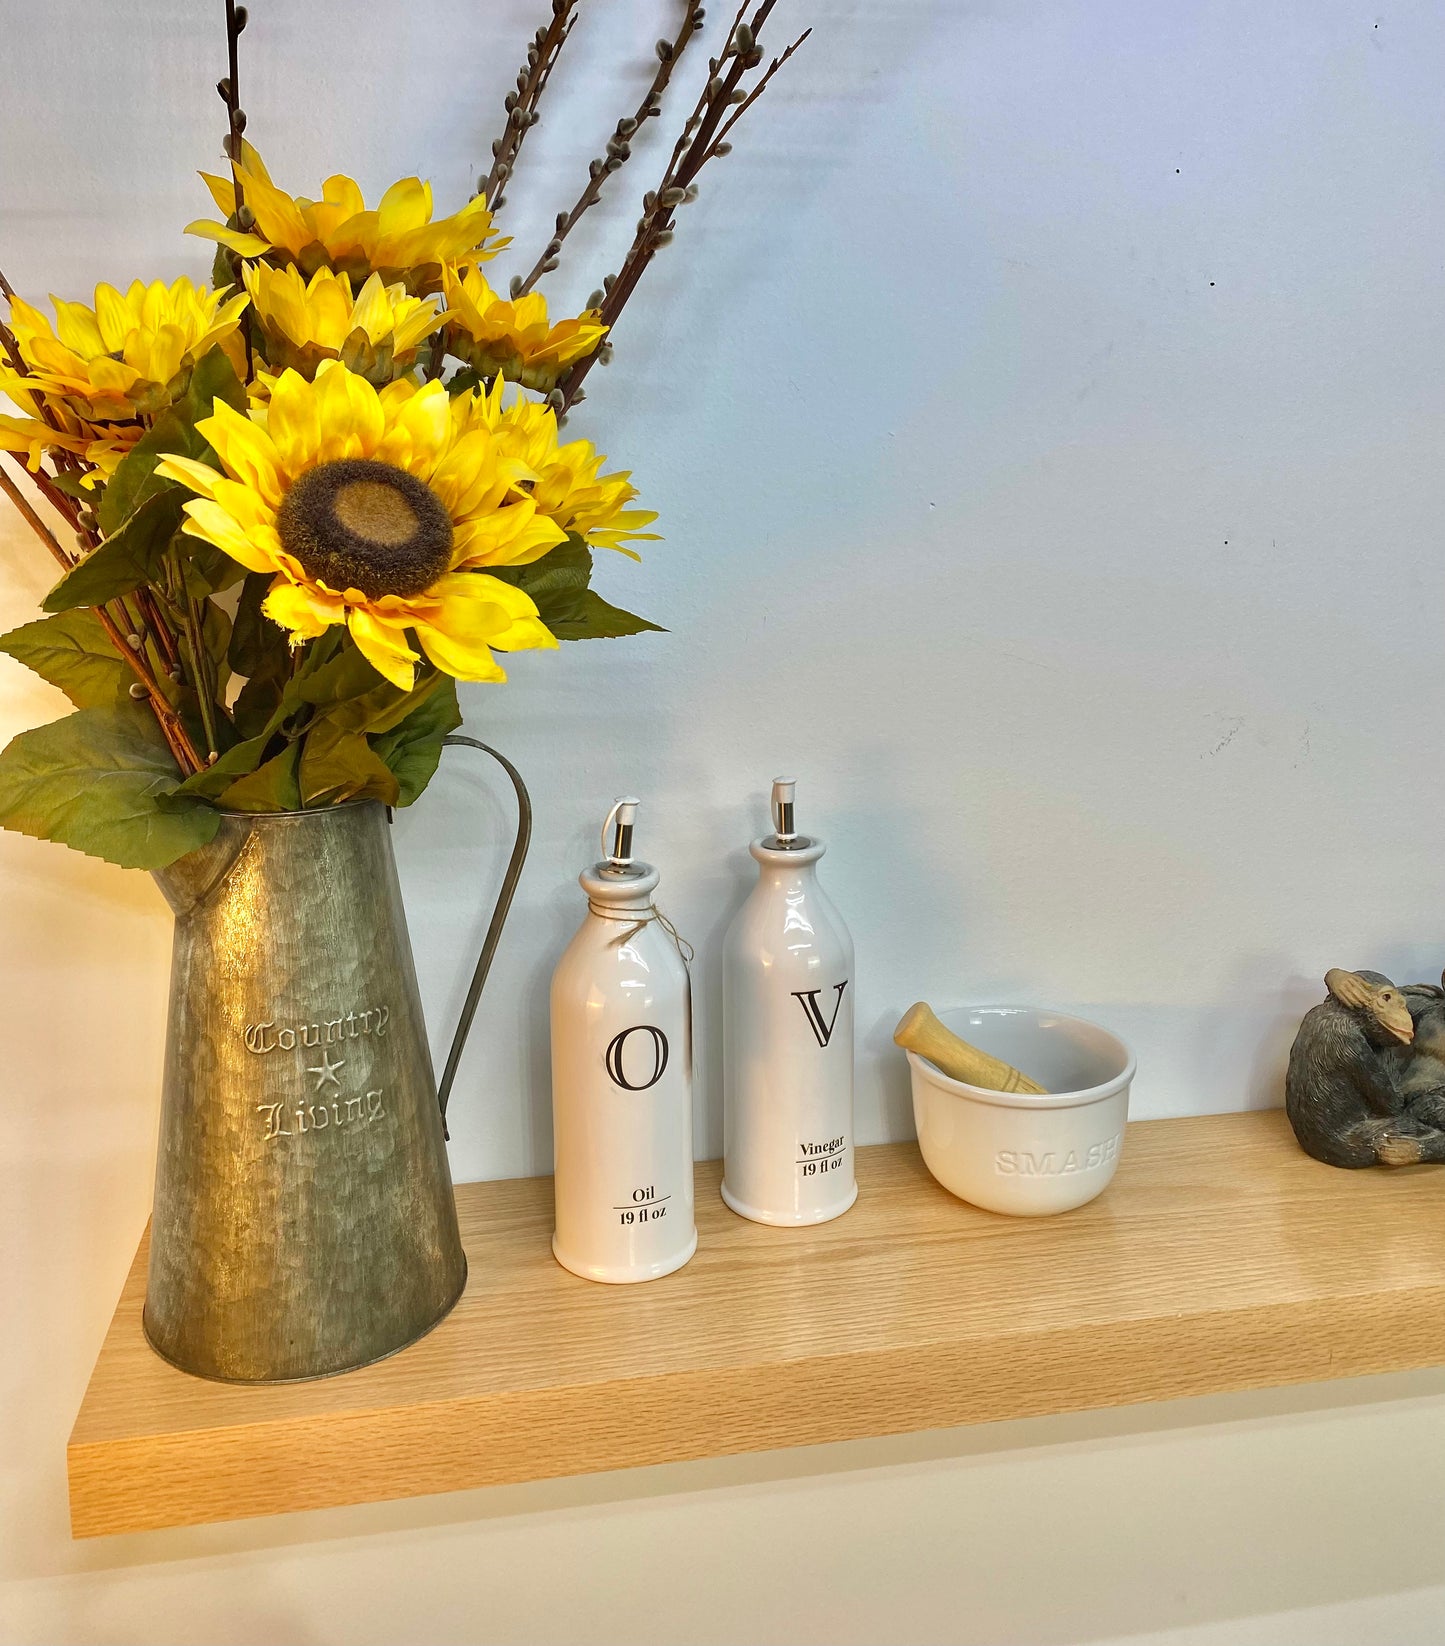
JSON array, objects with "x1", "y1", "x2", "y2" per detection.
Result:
[{"x1": 69, "y1": 1110, "x2": 1445, "y2": 1537}]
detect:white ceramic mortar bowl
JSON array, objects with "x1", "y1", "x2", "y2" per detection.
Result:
[{"x1": 906, "y1": 1005, "x2": 1136, "y2": 1216}]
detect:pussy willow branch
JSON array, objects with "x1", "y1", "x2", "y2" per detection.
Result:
[
  {"x1": 0, "y1": 459, "x2": 205, "y2": 773},
  {"x1": 0, "y1": 279, "x2": 24, "y2": 376},
  {"x1": 137, "y1": 586, "x2": 180, "y2": 670},
  {"x1": 218, "y1": 0, "x2": 255, "y2": 374},
  {"x1": 516, "y1": 1, "x2": 706, "y2": 297},
  {"x1": 557, "y1": 0, "x2": 805, "y2": 413},
  {"x1": 481, "y1": 0, "x2": 578, "y2": 211},
  {"x1": 0, "y1": 460, "x2": 73, "y2": 575},
  {"x1": 221, "y1": 1, "x2": 248, "y2": 170},
  {"x1": 698, "y1": 22, "x2": 808, "y2": 162}
]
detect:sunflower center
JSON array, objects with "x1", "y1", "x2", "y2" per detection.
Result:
[{"x1": 276, "y1": 458, "x2": 453, "y2": 600}]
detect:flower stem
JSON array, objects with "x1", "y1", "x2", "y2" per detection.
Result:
[{"x1": 183, "y1": 590, "x2": 222, "y2": 761}]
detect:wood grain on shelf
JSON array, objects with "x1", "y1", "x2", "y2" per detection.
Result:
[{"x1": 68, "y1": 1111, "x2": 1445, "y2": 1537}]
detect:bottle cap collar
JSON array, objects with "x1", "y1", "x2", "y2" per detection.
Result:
[
  {"x1": 751, "y1": 834, "x2": 826, "y2": 866},
  {"x1": 581, "y1": 859, "x2": 660, "y2": 903}
]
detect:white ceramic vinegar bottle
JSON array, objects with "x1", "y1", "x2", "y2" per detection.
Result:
[
  {"x1": 722, "y1": 778, "x2": 856, "y2": 1225},
  {"x1": 550, "y1": 797, "x2": 697, "y2": 1283}
]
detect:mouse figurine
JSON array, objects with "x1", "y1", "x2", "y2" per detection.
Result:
[{"x1": 1285, "y1": 968, "x2": 1445, "y2": 1168}]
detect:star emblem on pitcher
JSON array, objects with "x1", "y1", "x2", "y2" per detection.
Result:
[{"x1": 306, "y1": 1049, "x2": 346, "y2": 1092}]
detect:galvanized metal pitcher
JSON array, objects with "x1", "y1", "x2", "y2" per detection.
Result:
[{"x1": 143, "y1": 739, "x2": 530, "y2": 1383}]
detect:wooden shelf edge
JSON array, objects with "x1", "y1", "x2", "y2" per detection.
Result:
[{"x1": 67, "y1": 1111, "x2": 1445, "y2": 1538}]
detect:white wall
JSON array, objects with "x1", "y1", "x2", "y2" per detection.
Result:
[{"x1": 4, "y1": 1, "x2": 1445, "y2": 1640}]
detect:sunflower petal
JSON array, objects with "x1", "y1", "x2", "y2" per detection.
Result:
[
  {"x1": 311, "y1": 359, "x2": 385, "y2": 461},
  {"x1": 51, "y1": 297, "x2": 107, "y2": 358},
  {"x1": 376, "y1": 176, "x2": 432, "y2": 239},
  {"x1": 184, "y1": 219, "x2": 275, "y2": 257},
  {"x1": 153, "y1": 453, "x2": 225, "y2": 499},
  {"x1": 321, "y1": 173, "x2": 366, "y2": 216},
  {"x1": 179, "y1": 500, "x2": 281, "y2": 575},
  {"x1": 199, "y1": 170, "x2": 238, "y2": 217},
  {"x1": 264, "y1": 369, "x2": 325, "y2": 476},
  {"x1": 194, "y1": 400, "x2": 289, "y2": 503},
  {"x1": 347, "y1": 607, "x2": 419, "y2": 691},
  {"x1": 264, "y1": 578, "x2": 344, "y2": 640},
  {"x1": 411, "y1": 571, "x2": 557, "y2": 681}
]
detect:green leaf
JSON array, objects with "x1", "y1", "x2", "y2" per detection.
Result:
[
  {"x1": 211, "y1": 243, "x2": 234, "y2": 293},
  {"x1": 371, "y1": 675, "x2": 462, "y2": 806},
  {"x1": 228, "y1": 571, "x2": 291, "y2": 736},
  {"x1": 0, "y1": 706, "x2": 220, "y2": 869},
  {"x1": 233, "y1": 668, "x2": 286, "y2": 741},
  {"x1": 225, "y1": 569, "x2": 292, "y2": 724},
  {"x1": 228, "y1": 571, "x2": 282, "y2": 676},
  {"x1": 231, "y1": 633, "x2": 390, "y2": 752},
  {"x1": 299, "y1": 720, "x2": 400, "y2": 807},
  {"x1": 548, "y1": 590, "x2": 665, "y2": 642},
  {"x1": 495, "y1": 538, "x2": 661, "y2": 643},
  {"x1": 495, "y1": 535, "x2": 592, "y2": 630},
  {"x1": 216, "y1": 741, "x2": 302, "y2": 812},
  {"x1": 173, "y1": 731, "x2": 273, "y2": 799},
  {"x1": 288, "y1": 642, "x2": 385, "y2": 713},
  {"x1": 98, "y1": 346, "x2": 245, "y2": 538},
  {"x1": 42, "y1": 491, "x2": 184, "y2": 613},
  {"x1": 200, "y1": 598, "x2": 232, "y2": 696},
  {"x1": 0, "y1": 609, "x2": 133, "y2": 709},
  {"x1": 327, "y1": 665, "x2": 446, "y2": 736},
  {"x1": 184, "y1": 346, "x2": 248, "y2": 418},
  {"x1": 182, "y1": 535, "x2": 247, "y2": 598},
  {"x1": 99, "y1": 414, "x2": 188, "y2": 537}
]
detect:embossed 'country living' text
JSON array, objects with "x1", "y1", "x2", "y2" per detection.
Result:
[
  {"x1": 243, "y1": 1005, "x2": 390, "y2": 1054},
  {"x1": 257, "y1": 1088, "x2": 387, "y2": 1142}
]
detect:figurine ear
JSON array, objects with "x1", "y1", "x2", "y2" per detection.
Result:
[{"x1": 1325, "y1": 969, "x2": 1374, "y2": 1009}]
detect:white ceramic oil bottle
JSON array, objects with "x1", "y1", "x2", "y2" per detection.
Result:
[
  {"x1": 722, "y1": 778, "x2": 856, "y2": 1224},
  {"x1": 550, "y1": 797, "x2": 697, "y2": 1283}
]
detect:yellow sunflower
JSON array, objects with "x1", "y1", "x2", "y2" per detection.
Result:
[
  {"x1": 188, "y1": 145, "x2": 506, "y2": 295},
  {"x1": 468, "y1": 381, "x2": 659, "y2": 558},
  {"x1": 0, "y1": 376, "x2": 113, "y2": 475},
  {"x1": 243, "y1": 264, "x2": 444, "y2": 382},
  {"x1": 0, "y1": 277, "x2": 248, "y2": 474},
  {"x1": 442, "y1": 266, "x2": 606, "y2": 390},
  {"x1": 154, "y1": 361, "x2": 564, "y2": 691}
]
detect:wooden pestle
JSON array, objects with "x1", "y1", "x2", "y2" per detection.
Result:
[{"x1": 893, "y1": 1002, "x2": 1047, "y2": 1095}]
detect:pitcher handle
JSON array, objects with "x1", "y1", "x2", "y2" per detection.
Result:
[{"x1": 434, "y1": 736, "x2": 533, "y2": 1133}]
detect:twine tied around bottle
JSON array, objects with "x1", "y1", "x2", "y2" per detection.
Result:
[{"x1": 587, "y1": 899, "x2": 695, "y2": 968}]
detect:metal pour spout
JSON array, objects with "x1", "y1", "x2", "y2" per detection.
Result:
[
  {"x1": 603, "y1": 796, "x2": 640, "y2": 870},
  {"x1": 771, "y1": 777, "x2": 798, "y2": 845}
]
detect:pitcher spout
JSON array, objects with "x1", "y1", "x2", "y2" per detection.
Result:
[{"x1": 150, "y1": 815, "x2": 251, "y2": 916}]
